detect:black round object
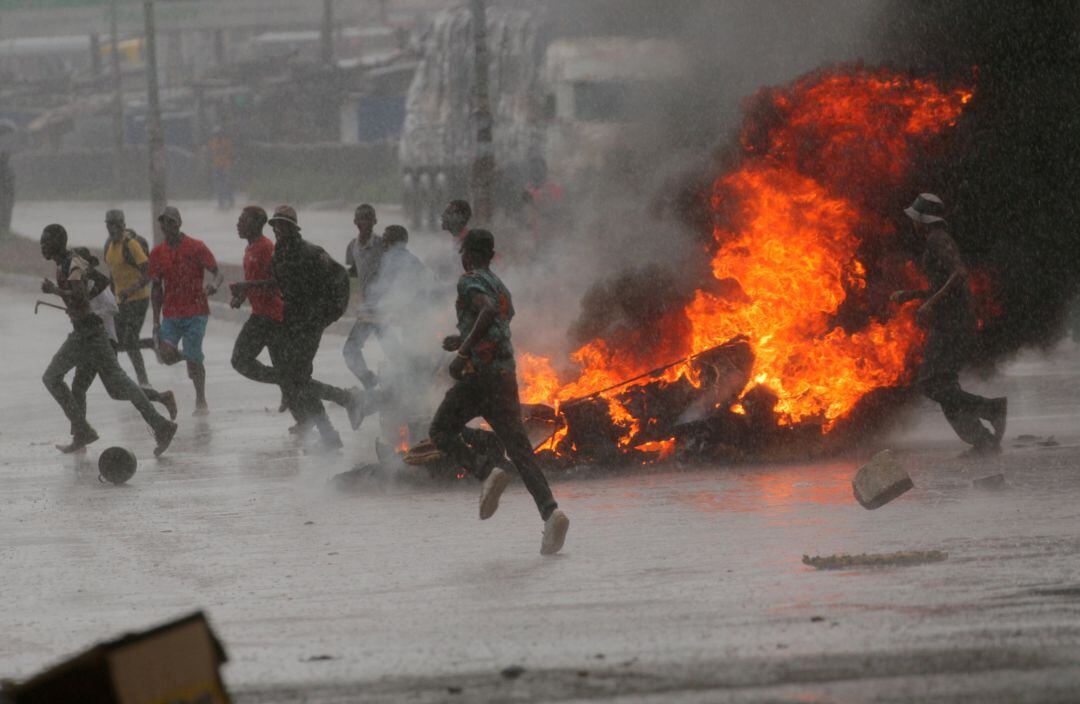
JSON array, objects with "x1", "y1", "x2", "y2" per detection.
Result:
[{"x1": 98, "y1": 446, "x2": 137, "y2": 485}]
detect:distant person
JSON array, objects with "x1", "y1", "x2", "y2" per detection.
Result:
[
  {"x1": 208, "y1": 127, "x2": 235, "y2": 210},
  {"x1": 0, "y1": 150, "x2": 14, "y2": 233},
  {"x1": 39, "y1": 224, "x2": 177, "y2": 456},
  {"x1": 68, "y1": 246, "x2": 177, "y2": 431},
  {"x1": 149, "y1": 206, "x2": 223, "y2": 416},
  {"x1": 342, "y1": 204, "x2": 384, "y2": 389},
  {"x1": 438, "y1": 199, "x2": 471, "y2": 279},
  {"x1": 430, "y1": 228, "x2": 569, "y2": 555},
  {"x1": 102, "y1": 209, "x2": 153, "y2": 385},
  {"x1": 891, "y1": 193, "x2": 1007, "y2": 454},
  {"x1": 362, "y1": 224, "x2": 440, "y2": 440}
]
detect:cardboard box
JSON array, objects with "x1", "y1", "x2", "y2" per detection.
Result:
[{"x1": 3, "y1": 612, "x2": 230, "y2": 704}]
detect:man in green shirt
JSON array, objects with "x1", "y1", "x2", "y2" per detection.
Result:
[{"x1": 430, "y1": 229, "x2": 569, "y2": 555}]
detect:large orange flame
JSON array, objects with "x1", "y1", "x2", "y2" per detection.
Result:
[{"x1": 520, "y1": 67, "x2": 973, "y2": 439}]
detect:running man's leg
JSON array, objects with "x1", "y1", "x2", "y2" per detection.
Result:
[
  {"x1": 43, "y1": 331, "x2": 94, "y2": 437},
  {"x1": 232, "y1": 315, "x2": 279, "y2": 385},
  {"x1": 117, "y1": 298, "x2": 150, "y2": 385},
  {"x1": 343, "y1": 320, "x2": 377, "y2": 388},
  {"x1": 280, "y1": 322, "x2": 339, "y2": 441},
  {"x1": 482, "y1": 373, "x2": 558, "y2": 520},
  {"x1": 173, "y1": 315, "x2": 209, "y2": 411},
  {"x1": 70, "y1": 363, "x2": 97, "y2": 433},
  {"x1": 87, "y1": 323, "x2": 173, "y2": 435},
  {"x1": 429, "y1": 377, "x2": 486, "y2": 477}
]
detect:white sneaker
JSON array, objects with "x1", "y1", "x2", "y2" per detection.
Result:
[
  {"x1": 479, "y1": 467, "x2": 510, "y2": 520},
  {"x1": 540, "y1": 509, "x2": 569, "y2": 555}
]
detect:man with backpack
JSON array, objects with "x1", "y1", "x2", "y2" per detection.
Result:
[
  {"x1": 103, "y1": 209, "x2": 153, "y2": 385},
  {"x1": 259, "y1": 205, "x2": 358, "y2": 450},
  {"x1": 228, "y1": 205, "x2": 363, "y2": 436},
  {"x1": 69, "y1": 246, "x2": 177, "y2": 431},
  {"x1": 39, "y1": 224, "x2": 177, "y2": 456}
]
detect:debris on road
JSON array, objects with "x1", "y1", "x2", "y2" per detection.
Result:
[
  {"x1": 500, "y1": 665, "x2": 526, "y2": 679},
  {"x1": 1, "y1": 611, "x2": 229, "y2": 704},
  {"x1": 802, "y1": 550, "x2": 948, "y2": 570},
  {"x1": 851, "y1": 449, "x2": 913, "y2": 509},
  {"x1": 98, "y1": 446, "x2": 137, "y2": 485},
  {"x1": 973, "y1": 474, "x2": 1007, "y2": 491}
]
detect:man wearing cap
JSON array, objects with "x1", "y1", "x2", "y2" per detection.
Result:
[
  {"x1": 102, "y1": 209, "x2": 153, "y2": 385},
  {"x1": 149, "y1": 206, "x2": 223, "y2": 416},
  {"x1": 265, "y1": 205, "x2": 357, "y2": 449},
  {"x1": 39, "y1": 224, "x2": 177, "y2": 456},
  {"x1": 342, "y1": 203, "x2": 384, "y2": 390},
  {"x1": 430, "y1": 228, "x2": 569, "y2": 555},
  {"x1": 892, "y1": 193, "x2": 1007, "y2": 454}
]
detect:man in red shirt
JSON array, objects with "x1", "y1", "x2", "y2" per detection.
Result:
[
  {"x1": 149, "y1": 206, "x2": 223, "y2": 416},
  {"x1": 229, "y1": 206, "x2": 284, "y2": 387}
]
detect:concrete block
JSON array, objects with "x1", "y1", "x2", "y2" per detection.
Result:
[
  {"x1": 973, "y1": 473, "x2": 1007, "y2": 490},
  {"x1": 852, "y1": 449, "x2": 913, "y2": 509}
]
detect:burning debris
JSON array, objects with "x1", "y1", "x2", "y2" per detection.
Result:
[{"x1": 513, "y1": 65, "x2": 975, "y2": 466}]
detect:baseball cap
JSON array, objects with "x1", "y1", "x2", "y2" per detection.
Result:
[
  {"x1": 105, "y1": 209, "x2": 125, "y2": 224},
  {"x1": 157, "y1": 206, "x2": 182, "y2": 225}
]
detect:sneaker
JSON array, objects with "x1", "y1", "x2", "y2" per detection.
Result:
[
  {"x1": 540, "y1": 509, "x2": 570, "y2": 555},
  {"x1": 153, "y1": 421, "x2": 178, "y2": 457},
  {"x1": 479, "y1": 467, "x2": 510, "y2": 520},
  {"x1": 346, "y1": 387, "x2": 367, "y2": 431},
  {"x1": 960, "y1": 441, "x2": 1002, "y2": 458},
  {"x1": 192, "y1": 402, "x2": 209, "y2": 417},
  {"x1": 988, "y1": 397, "x2": 1008, "y2": 444},
  {"x1": 159, "y1": 390, "x2": 178, "y2": 420},
  {"x1": 56, "y1": 428, "x2": 99, "y2": 454}
]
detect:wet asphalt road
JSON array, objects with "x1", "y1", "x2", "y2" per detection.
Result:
[{"x1": 2, "y1": 280, "x2": 1080, "y2": 702}]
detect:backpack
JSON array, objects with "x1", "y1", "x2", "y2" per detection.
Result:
[
  {"x1": 322, "y1": 250, "x2": 351, "y2": 325},
  {"x1": 70, "y1": 247, "x2": 113, "y2": 298},
  {"x1": 105, "y1": 230, "x2": 150, "y2": 269}
]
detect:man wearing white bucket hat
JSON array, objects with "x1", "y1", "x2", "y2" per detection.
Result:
[{"x1": 892, "y1": 193, "x2": 1007, "y2": 454}]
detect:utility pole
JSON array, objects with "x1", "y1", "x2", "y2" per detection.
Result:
[
  {"x1": 109, "y1": 0, "x2": 124, "y2": 152},
  {"x1": 470, "y1": 0, "x2": 494, "y2": 225},
  {"x1": 321, "y1": 0, "x2": 334, "y2": 67},
  {"x1": 144, "y1": 0, "x2": 167, "y2": 244}
]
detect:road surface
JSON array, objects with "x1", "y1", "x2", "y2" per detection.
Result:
[{"x1": 1, "y1": 280, "x2": 1079, "y2": 702}]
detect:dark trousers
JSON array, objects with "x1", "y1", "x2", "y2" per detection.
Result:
[
  {"x1": 919, "y1": 326, "x2": 995, "y2": 448},
  {"x1": 234, "y1": 315, "x2": 349, "y2": 413},
  {"x1": 430, "y1": 371, "x2": 557, "y2": 519},
  {"x1": 231, "y1": 314, "x2": 282, "y2": 385},
  {"x1": 278, "y1": 320, "x2": 350, "y2": 435},
  {"x1": 70, "y1": 350, "x2": 169, "y2": 435},
  {"x1": 116, "y1": 298, "x2": 150, "y2": 384},
  {"x1": 43, "y1": 317, "x2": 170, "y2": 436}
]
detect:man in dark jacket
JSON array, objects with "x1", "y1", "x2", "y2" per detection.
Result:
[{"x1": 892, "y1": 193, "x2": 1007, "y2": 454}]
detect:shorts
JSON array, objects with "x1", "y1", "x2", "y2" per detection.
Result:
[{"x1": 159, "y1": 315, "x2": 208, "y2": 364}]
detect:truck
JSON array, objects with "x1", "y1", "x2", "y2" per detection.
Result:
[{"x1": 399, "y1": 7, "x2": 687, "y2": 229}]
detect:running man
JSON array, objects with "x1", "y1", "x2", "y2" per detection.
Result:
[
  {"x1": 892, "y1": 193, "x2": 1007, "y2": 454},
  {"x1": 430, "y1": 229, "x2": 569, "y2": 555},
  {"x1": 264, "y1": 205, "x2": 360, "y2": 450},
  {"x1": 102, "y1": 209, "x2": 152, "y2": 385},
  {"x1": 342, "y1": 204, "x2": 384, "y2": 389},
  {"x1": 149, "y1": 206, "x2": 223, "y2": 415},
  {"x1": 228, "y1": 206, "x2": 362, "y2": 434},
  {"x1": 69, "y1": 247, "x2": 177, "y2": 431},
  {"x1": 39, "y1": 224, "x2": 177, "y2": 455}
]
